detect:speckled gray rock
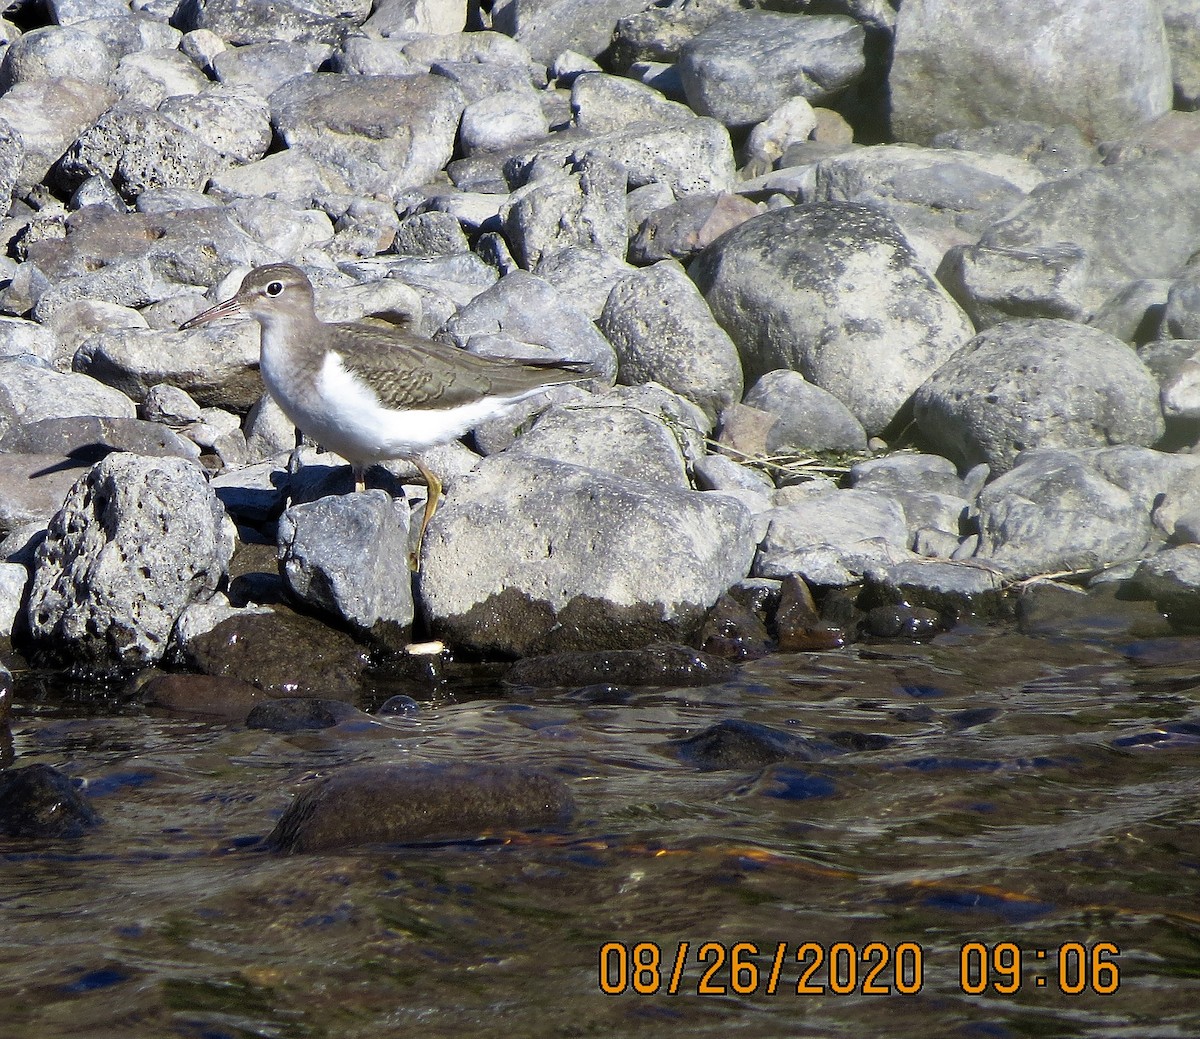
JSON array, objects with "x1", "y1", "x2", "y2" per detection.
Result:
[
  {"x1": 570, "y1": 71, "x2": 695, "y2": 133},
  {"x1": 25, "y1": 454, "x2": 234, "y2": 665},
  {"x1": 364, "y1": 0, "x2": 468, "y2": 36},
  {"x1": 1164, "y1": 0, "x2": 1200, "y2": 110},
  {"x1": 975, "y1": 450, "x2": 1154, "y2": 579},
  {"x1": 269, "y1": 73, "x2": 466, "y2": 201},
  {"x1": 0, "y1": 26, "x2": 115, "y2": 92},
  {"x1": 914, "y1": 319, "x2": 1165, "y2": 473},
  {"x1": 599, "y1": 260, "x2": 742, "y2": 421},
  {"x1": 113, "y1": 47, "x2": 210, "y2": 106},
  {"x1": 754, "y1": 487, "x2": 914, "y2": 585},
  {"x1": 807, "y1": 144, "x2": 1045, "y2": 274},
  {"x1": 419, "y1": 453, "x2": 756, "y2": 655},
  {"x1": 679, "y1": 11, "x2": 866, "y2": 127},
  {"x1": 211, "y1": 40, "x2": 332, "y2": 96},
  {"x1": 459, "y1": 89, "x2": 548, "y2": 155},
  {"x1": 691, "y1": 202, "x2": 973, "y2": 435},
  {"x1": 158, "y1": 85, "x2": 273, "y2": 165},
  {"x1": 0, "y1": 317, "x2": 61, "y2": 365},
  {"x1": 278, "y1": 490, "x2": 413, "y2": 639},
  {"x1": 0, "y1": 78, "x2": 116, "y2": 193},
  {"x1": 503, "y1": 157, "x2": 627, "y2": 266},
  {"x1": 889, "y1": 0, "x2": 1171, "y2": 145},
  {"x1": 943, "y1": 153, "x2": 1200, "y2": 324},
  {"x1": 740, "y1": 369, "x2": 867, "y2": 454},
  {"x1": 0, "y1": 357, "x2": 136, "y2": 440},
  {"x1": 0, "y1": 454, "x2": 93, "y2": 534},
  {"x1": 0, "y1": 561, "x2": 26, "y2": 638},
  {"x1": 0, "y1": 415, "x2": 200, "y2": 462},
  {"x1": 533, "y1": 246, "x2": 636, "y2": 321},
  {"x1": 505, "y1": 401, "x2": 690, "y2": 488},
  {"x1": 442, "y1": 270, "x2": 618, "y2": 383},
  {"x1": 491, "y1": 0, "x2": 652, "y2": 63},
  {"x1": 173, "y1": 0, "x2": 372, "y2": 45}
]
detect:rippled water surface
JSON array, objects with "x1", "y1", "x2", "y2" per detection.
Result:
[{"x1": 4, "y1": 624, "x2": 1200, "y2": 1038}]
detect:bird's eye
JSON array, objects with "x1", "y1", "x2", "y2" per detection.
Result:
[{"x1": 265, "y1": 281, "x2": 284, "y2": 297}]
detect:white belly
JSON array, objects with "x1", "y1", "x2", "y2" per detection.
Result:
[{"x1": 262, "y1": 346, "x2": 539, "y2": 464}]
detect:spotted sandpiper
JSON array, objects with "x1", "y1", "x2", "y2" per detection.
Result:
[{"x1": 181, "y1": 263, "x2": 595, "y2": 564}]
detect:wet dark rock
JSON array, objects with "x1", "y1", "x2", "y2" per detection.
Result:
[
  {"x1": 0, "y1": 763, "x2": 99, "y2": 838},
  {"x1": 266, "y1": 761, "x2": 575, "y2": 853},
  {"x1": 1128, "y1": 545, "x2": 1200, "y2": 628},
  {"x1": 773, "y1": 574, "x2": 848, "y2": 651},
  {"x1": 504, "y1": 642, "x2": 735, "y2": 689},
  {"x1": 742, "y1": 764, "x2": 838, "y2": 801},
  {"x1": 246, "y1": 697, "x2": 366, "y2": 731},
  {"x1": 181, "y1": 607, "x2": 369, "y2": 700},
  {"x1": 863, "y1": 560, "x2": 1008, "y2": 622},
  {"x1": 671, "y1": 719, "x2": 834, "y2": 771},
  {"x1": 697, "y1": 594, "x2": 771, "y2": 661},
  {"x1": 864, "y1": 604, "x2": 945, "y2": 639},
  {"x1": 142, "y1": 672, "x2": 269, "y2": 720},
  {"x1": 1016, "y1": 582, "x2": 1173, "y2": 640}
]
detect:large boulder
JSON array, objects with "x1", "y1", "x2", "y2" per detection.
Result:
[
  {"x1": 889, "y1": 0, "x2": 1172, "y2": 144},
  {"x1": 690, "y1": 202, "x2": 973, "y2": 435}
]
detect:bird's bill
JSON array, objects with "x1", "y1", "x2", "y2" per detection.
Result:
[{"x1": 179, "y1": 295, "x2": 244, "y2": 330}]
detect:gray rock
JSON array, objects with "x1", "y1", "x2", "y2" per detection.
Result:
[
  {"x1": 141, "y1": 383, "x2": 203, "y2": 425},
  {"x1": 0, "y1": 118, "x2": 22, "y2": 221},
  {"x1": 754, "y1": 486, "x2": 914, "y2": 585},
  {"x1": 364, "y1": 0, "x2": 468, "y2": 35},
  {"x1": 533, "y1": 246, "x2": 636, "y2": 321},
  {"x1": 505, "y1": 401, "x2": 690, "y2": 488},
  {"x1": 1082, "y1": 445, "x2": 1200, "y2": 522},
  {"x1": 570, "y1": 71, "x2": 695, "y2": 133},
  {"x1": 849, "y1": 452, "x2": 966, "y2": 498},
  {"x1": 430, "y1": 58, "x2": 539, "y2": 103},
  {"x1": 269, "y1": 73, "x2": 466, "y2": 201},
  {"x1": 740, "y1": 369, "x2": 867, "y2": 454},
  {"x1": 974, "y1": 450, "x2": 1153, "y2": 579},
  {"x1": 112, "y1": 47, "x2": 210, "y2": 106},
  {"x1": 451, "y1": 117, "x2": 736, "y2": 197},
  {"x1": 400, "y1": 28, "x2": 540, "y2": 71},
  {"x1": 932, "y1": 121, "x2": 1099, "y2": 178},
  {"x1": 691, "y1": 202, "x2": 973, "y2": 435},
  {"x1": 866, "y1": 557, "x2": 1006, "y2": 617},
  {"x1": 211, "y1": 457, "x2": 288, "y2": 524},
  {"x1": 329, "y1": 34, "x2": 416, "y2": 76},
  {"x1": 212, "y1": 40, "x2": 332, "y2": 96},
  {"x1": 0, "y1": 79, "x2": 116, "y2": 194},
  {"x1": 491, "y1": 0, "x2": 652, "y2": 63},
  {"x1": 0, "y1": 356, "x2": 136, "y2": 440},
  {"x1": 442, "y1": 270, "x2": 618, "y2": 383},
  {"x1": 73, "y1": 13, "x2": 181, "y2": 56},
  {"x1": 0, "y1": 26, "x2": 115, "y2": 92},
  {"x1": 75, "y1": 320, "x2": 262, "y2": 413},
  {"x1": 0, "y1": 415, "x2": 200, "y2": 462},
  {"x1": 612, "y1": 0, "x2": 742, "y2": 67},
  {"x1": 744, "y1": 96, "x2": 819, "y2": 168},
  {"x1": 944, "y1": 153, "x2": 1200, "y2": 324},
  {"x1": 278, "y1": 490, "x2": 414, "y2": 638},
  {"x1": 172, "y1": 0, "x2": 371, "y2": 45},
  {"x1": 0, "y1": 316, "x2": 61, "y2": 365},
  {"x1": 1164, "y1": 0, "x2": 1200, "y2": 110},
  {"x1": 679, "y1": 11, "x2": 866, "y2": 127},
  {"x1": 267, "y1": 761, "x2": 574, "y2": 853},
  {"x1": 914, "y1": 319, "x2": 1165, "y2": 473},
  {"x1": 0, "y1": 561, "x2": 26, "y2": 638},
  {"x1": 419, "y1": 453, "x2": 756, "y2": 655},
  {"x1": 25, "y1": 453, "x2": 234, "y2": 665},
  {"x1": 628, "y1": 192, "x2": 761, "y2": 265},
  {"x1": 1129, "y1": 544, "x2": 1200, "y2": 622},
  {"x1": 206, "y1": 147, "x2": 351, "y2": 203},
  {"x1": 0, "y1": 452, "x2": 96, "y2": 535},
  {"x1": 225, "y1": 196, "x2": 333, "y2": 256},
  {"x1": 890, "y1": 0, "x2": 1171, "y2": 145},
  {"x1": 1088, "y1": 278, "x2": 1170, "y2": 345},
  {"x1": 503, "y1": 156, "x2": 627, "y2": 267},
  {"x1": 460, "y1": 89, "x2": 549, "y2": 155},
  {"x1": 599, "y1": 260, "x2": 742, "y2": 422},
  {"x1": 158, "y1": 85, "x2": 274, "y2": 165},
  {"x1": 806, "y1": 144, "x2": 1045, "y2": 274}
]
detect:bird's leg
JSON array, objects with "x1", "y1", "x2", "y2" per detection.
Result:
[
  {"x1": 352, "y1": 464, "x2": 366, "y2": 493},
  {"x1": 408, "y1": 458, "x2": 443, "y2": 571}
]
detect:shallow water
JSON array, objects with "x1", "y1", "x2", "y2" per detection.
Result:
[{"x1": 4, "y1": 624, "x2": 1200, "y2": 1038}]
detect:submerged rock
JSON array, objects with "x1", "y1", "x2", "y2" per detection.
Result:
[
  {"x1": 266, "y1": 761, "x2": 575, "y2": 853},
  {"x1": 0, "y1": 763, "x2": 99, "y2": 838}
]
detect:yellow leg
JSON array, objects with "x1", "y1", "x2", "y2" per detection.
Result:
[
  {"x1": 409, "y1": 458, "x2": 442, "y2": 570},
  {"x1": 352, "y1": 465, "x2": 366, "y2": 493}
]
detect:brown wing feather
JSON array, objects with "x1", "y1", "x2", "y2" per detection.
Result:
[{"x1": 332, "y1": 322, "x2": 594, "y2": 411}]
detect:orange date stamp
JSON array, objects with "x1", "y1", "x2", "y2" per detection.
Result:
[{"x1": 598, "y1": 940, "x2": 1121, "y2": 996}]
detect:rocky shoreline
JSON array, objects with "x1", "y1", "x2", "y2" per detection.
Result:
[{"x1": 1, "y1": 0, "x2": 1200, "y2": 841}]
